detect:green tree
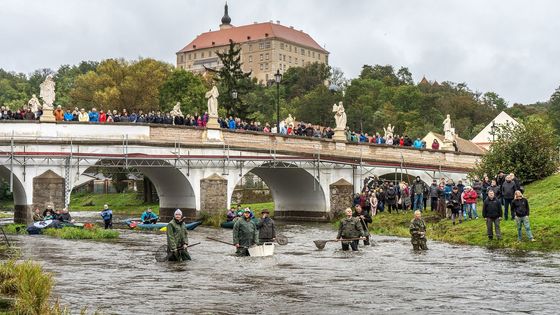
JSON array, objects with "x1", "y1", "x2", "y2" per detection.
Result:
[
  {"x1": 293, "y1": 85, "x2": 337, "y2": 127},
  {"x1": 282, "y1": 62, "x2": 330, "y2": 101},
  {"x1": 159, "y1": 69, "x2": 207, "y2": 114},
  {"x1": 473, "y1": 117, "x2": 559, "y2": 184},
  {"x1": 214, "y1": 41, "x2": 253, "y2": 117},
  {"x1": 482, "y1": 91, "x2": 508, "y2": 112},
  {"x1": 548, "y1": 86, "x2": 560, "y2": 132}
]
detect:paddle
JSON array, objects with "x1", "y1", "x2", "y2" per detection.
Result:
[
  {"x1": 154, "y1": 242, "x2": 201, "y2": 262},
  {"x1": 313, "y1": 237, "x2": 366, "y2": 250}
]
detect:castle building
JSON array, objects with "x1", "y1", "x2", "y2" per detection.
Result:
[{"x1": 176, "y1": 3, "x2": 329, "y2": 84}]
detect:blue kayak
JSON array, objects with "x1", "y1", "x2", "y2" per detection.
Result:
[{"x1": 125, "y1": 219, "x2": 202, "y2": 231}]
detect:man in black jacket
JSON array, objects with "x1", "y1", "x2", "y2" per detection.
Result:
[
  {"x1": 482, "y1": 190, "x2": 502, "y2": 240},
  {"x1": 353, "y1": 205, "x2": 372, "y2": 245},
  {"x1": 257, "y1": 210, "x2": 276, "y2": 243},
  {"x1": 501, "y1": 175, "x2": 517, "y2": 220}
]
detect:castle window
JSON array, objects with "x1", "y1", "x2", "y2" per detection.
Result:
[
  {"x1": 260, "y1": 63, "x2": 264, "y2": 70},
  {"x1": 259, "y1": 42, "x2": 265, "y2": 49},
  {"x1": 265, "y1": 53, "x2": 269, "y2": 60},
  {"x1": 265, "y1": 41, "x2": 271, "y2": 49},
  {"x1": 289, "y1": 56, "x2": 292, "y2": 63},
  {"x1": 249, "y1": 55, "x2": 253, "y2": 62},
  {"x1": 260, "y1": 54, "x2": 263, "y2": 61},
  {"x1": 301, "y1": 48, "x2": 305, "y2": 55}
]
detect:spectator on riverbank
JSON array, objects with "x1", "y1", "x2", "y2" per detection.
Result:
[
  {"x1": 429, "y1": 180, "x2": 438, "y2": 212},
  {"x1": 369, "y1": 191, "x2": 379, "y2": 216},
  {"x1": 32, "y1": 208, "x2": 43, "y2": 222},
  {"x1": 482, "y1": 190, "x2": 502, "y2": 240},
  {"x1": 512, "y1": 191, "x2": 535, "y2": 242},
  {"x1": 385, "y1": 183, "x2": 398, "y2": 213},
  {"x1": 449, "y1": 186, "x2": 462, "y2": 225},
  {"x1": 501, "y1": 175, "x2": 517, "y2": 220},
  {"x1": 463, "y1": 186, "x2": 479, "y2": 220},
  {"x1": 412, "y1": 177, "x2": 424, "y2": 211},
  {"x1": 141, "y1": 208, "x2": 159, "y2": 224}
]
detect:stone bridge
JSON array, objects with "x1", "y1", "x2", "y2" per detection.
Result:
[{"x1": 0, "y1": 122, "x2": 481, "y2": 223}]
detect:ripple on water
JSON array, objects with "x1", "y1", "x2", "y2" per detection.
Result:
[{"x1": 12, "y1": 223, "x2": 560, "y2": 315}]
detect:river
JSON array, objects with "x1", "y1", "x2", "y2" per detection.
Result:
[{"x1": 14, "y1": 222, "x2": 560, "y2": 314}]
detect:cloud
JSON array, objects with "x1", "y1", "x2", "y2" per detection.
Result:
[{"x1": 0, "y1": 0, "x2": 558, "y2": 104}]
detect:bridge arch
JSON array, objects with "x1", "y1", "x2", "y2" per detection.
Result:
[
  {"x1": 228, "y1": 162, "x2": 328, "y2": 221},
  {"x1": 0, "y1": 166, "x2": 30, "y2": 223},
  {"x1": 75, "y1": 159, "x2": 196, "y2": 221}
]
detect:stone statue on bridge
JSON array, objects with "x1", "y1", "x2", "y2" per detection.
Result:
[
  {"x1": 332, "y1": 101, "x2": 347, "y2": 141},
  {"x1": 383, "y1": 124, "x2": 395, "y2": 139},
  {"x1": 443, "y1": 114, "x2": 455, "y2": 142},
  {"x1": 39, "y1": 75, "x2": 56, "y2": 122},
  {"x1": 205, "y1": 86, "x2": 219, "y2": 117},
  {"x1": 284, "y1": 114, "x2": 296, "y2": 128},
  {"x1": 40, "y1": 75, "x2": 56, "y2": 111},
  {"x1": 332, "y1": 101, "x2": 347, "y2": 131},
  {"x1": 205, "y1": 85, "x2": 220, "y2": 129},
  {"x1": 171, "y1": 102, "x2": 184, "y2": 125},
  {"x1": 28, "y1": 94, "x2": 41, "y2": 114}
]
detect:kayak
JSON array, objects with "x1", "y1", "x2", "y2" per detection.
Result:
[
  {"x1": 125, "y1": 219, "x2": 202, "y2": 231},
  {"x1": 220, "y1": 218, "x2": 259, "y2": 229}
]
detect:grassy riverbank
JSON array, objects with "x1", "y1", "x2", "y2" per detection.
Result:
[
  {"x1": 69, "y1": 192, "x2": 159, "y2": 214},
  {"x1": 370, "y1": 174, "x2": 560, "y2": 251},
  {"x1": 201, "y1": 202, "x2": 275, "y2": 227}
]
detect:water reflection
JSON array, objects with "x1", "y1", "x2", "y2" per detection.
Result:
[{"x1": 14, "y1": 222, "x2": 560, "y2": 315}]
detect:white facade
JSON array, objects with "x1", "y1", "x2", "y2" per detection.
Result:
[{"x1": 472, "y1": 111, "x2": 519, "y2": 150}]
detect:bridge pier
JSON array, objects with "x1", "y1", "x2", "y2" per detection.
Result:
[
  {"x1": 14, "y1": 205, "x2": 32, "y2": 224},
  {"x1": 200, "y1": 174, "x2": 228, "y2": 215}
]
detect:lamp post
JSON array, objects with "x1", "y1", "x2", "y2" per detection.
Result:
[
  {"x1": 274, "y1": 70, "x2": 282, "y2": 133},
  {"x1": 490, "y1": 121, "x2": 496, "y2": 142},
  {"x1": 231, "y1": 89, "x2": 238, "y2": 116}
]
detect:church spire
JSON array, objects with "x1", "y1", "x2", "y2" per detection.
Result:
[{"x1": 220, "y1": 2, "x2": 232, "y2": 28}]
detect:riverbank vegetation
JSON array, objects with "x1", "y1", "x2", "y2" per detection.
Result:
[
  {"x1": 3, "y1": 224, "x2": 119, "y2": 240},
  {"x1": 200, "y1": 202, "x2": 275, "y2": 227},
  {"x1": 42, "y1": 227, "x2": 119, "y2": 240},
  {"x1": 369, "y1": 174, "x2": 560, "y2": 251},
  {"x1": 69, "y1": 192, "x2": 159, "y2": 214}
]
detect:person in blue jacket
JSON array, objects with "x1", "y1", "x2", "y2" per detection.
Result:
[
  {"x1": 141, "y1": 208, "x2": 159, "y2": 224},
  {"x1": 100, "y1": 204, "x2": 113, "y2": 229},
  {"x1": 63, "y1": 109, "x2": 74, "y2": 121}
]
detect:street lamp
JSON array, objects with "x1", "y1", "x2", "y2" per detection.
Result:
[
  {"x1": 274, "y1": 70, "x2": 282, "y2": 133},
  {"x1": 231, "y1": 89, "x2": 238, "y2": 116},
  {"x1": 490, "y1": 121, "x2": 496, "y2": 142}
]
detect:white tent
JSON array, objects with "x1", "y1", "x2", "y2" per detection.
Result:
[{"x1": 471, "y1": 111, "x2": 519, "y2": 150}]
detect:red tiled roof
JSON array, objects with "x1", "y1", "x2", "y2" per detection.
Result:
[{"x1": 178, "y1": 22, "x2": 328, "y2": 54}]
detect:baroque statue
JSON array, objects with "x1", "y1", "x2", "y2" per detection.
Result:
[
  {"x1": 39, "y1": 75, "x2": 56, "y2": 110},
  {"x1": 383, "y1": 124, "x2": 395, "y2": 139},
  {"x1": 28, "y1": 94, "x2": 41, "y2": 113},
  {"x1": 205, "y1": 85, "x2": 219, "y2": 117},
  {"x1": 284, "y1": 114, "x2": 296, "y2": 127},
  {"x1": 332, "y1": 101, "x2": 347, "y2": 130},
  {"x1": 443, "y1": 114, "x2": 455, "y2": 142}
]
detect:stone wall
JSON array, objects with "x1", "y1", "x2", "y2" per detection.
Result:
[
  {"x1": 329, "y1": 178, "x2": 354, "y2": 219},
  {"x1": 200, "y1": 174, "x2": 228, "y2": 215},
  {"x1": 33, "y1": 170, "x2": 65, "y2": 211}
]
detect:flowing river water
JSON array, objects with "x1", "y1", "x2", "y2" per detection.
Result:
[{"x1": 13, "y1": 220, "x2": 560, "y2": 315}]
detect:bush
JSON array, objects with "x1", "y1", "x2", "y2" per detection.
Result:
[
  {"x1": 42, "y1": 227, "x2": 119, "y2": 240},
  {"x1": 473, "y1": 117, "x2": 559, "y2": 183}
]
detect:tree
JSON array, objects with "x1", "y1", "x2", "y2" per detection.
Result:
[
  {"x1": 159, "y1": 69, "x2": 207, "y2": 114},
  {"x1": 548, "y1": 86, "x2": 560, "y2": 133},
  {"x1": 482, "y1": 91, "x2": 508, "y2": 112},
  {"x1": 214, "y1": 41, "x2": 253, "y2": 117},
  {"x1": 282, "y1": 62, "x2": 330, "y2": 100},
  {"x1": 359, "y1": 65, "x2": 399, "y2": 86},
  {"x1": 473, "y1": 117, "x2": 558, "y2": 184},
  {"x1": 293, "y1": 85, "x2": 337, "y2": 127}
]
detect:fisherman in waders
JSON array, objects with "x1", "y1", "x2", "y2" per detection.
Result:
[
  {"x1": 166, "y1": 209, "x2": 191, "y2": 261},
  {"x1": 257, "y1": 209, "x2": 276, "y2": 243},
  {"x1": 409, "y1": 210, "x2": 428, "y2": 250},
  {"x1": 337, "y1": 208, "x2": 366, "y2": 251},
  {"x1": 233, "y1": 209, "x2": 258, "y2": 256},
  {"x1": 353, "y1": 204, "x2": 372, "y2": 245}
]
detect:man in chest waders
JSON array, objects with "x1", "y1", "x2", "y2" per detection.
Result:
[
  {"x1": 337, "y1": 208, "x2": 366, "y2": 251},
  {"x1": 233, "y1": 209, "x2": 258, "y2": 256},
  {"x1": 167, "y1": 209, "x2": 191, "y2": 261},
  {"x1": 410, "y1": 210, "x2": 428, "y2": 250}
]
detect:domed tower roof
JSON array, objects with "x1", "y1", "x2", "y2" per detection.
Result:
[{"x1": 221, "y1": 2, "x2": 232, "y2": 27}]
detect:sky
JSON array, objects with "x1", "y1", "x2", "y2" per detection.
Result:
[{"x1": 0, "y1": 0, "x2": 559, "y2": 104}]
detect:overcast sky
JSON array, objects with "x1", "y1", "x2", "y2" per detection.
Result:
[{"x1": 0, "y1": 0, "x2": 558, "y2": 104}]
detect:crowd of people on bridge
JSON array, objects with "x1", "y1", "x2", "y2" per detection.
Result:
[
  {"x1": 1, "y1": 104, "x2": 444, "y2": 151},
  {"x1": 354, "y1": 171, "x2": 535, "y2": 243}
]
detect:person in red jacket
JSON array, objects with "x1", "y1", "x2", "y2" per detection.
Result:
[
  {"x1": 99, "y1": 110, "x2": 107, "y2": 123},
  {"x1": 431, "y1": 139, "x2": 440, "y2": 150},
  {"x1": 462, "y1": 186, "x2": 479, "y2": 219}
]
